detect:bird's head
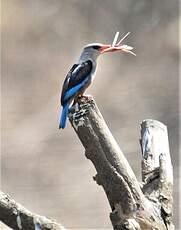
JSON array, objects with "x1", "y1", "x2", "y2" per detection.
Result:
[{"x1": 83, "y1": 32, "x2": 136, "y2": 58}]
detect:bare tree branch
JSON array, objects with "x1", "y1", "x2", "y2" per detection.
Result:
[
  {"x1": 69, "y1": 97, "x2": 174, "y2": 230},
  {"x1": 0, "y1": 191, "x2": 66, "y2": 230}
]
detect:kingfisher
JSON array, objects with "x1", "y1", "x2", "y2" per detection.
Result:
[{"x1": 59, "y1": 32, "x2": 136, "y2": 129}]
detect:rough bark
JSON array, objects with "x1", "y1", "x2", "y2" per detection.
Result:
[
  {"x1": 69, "y1": 97, "x2": 174, "y2": 230},
  {"x1": 0, "y1": 191, "x2": 65, "y2": 230}
]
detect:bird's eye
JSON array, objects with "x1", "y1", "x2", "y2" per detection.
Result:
[{"x1": 92, "y1": 45, "x2": 100, "y2": 50}]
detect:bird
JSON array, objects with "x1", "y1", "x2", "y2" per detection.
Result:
[{"x1": 59, "y1": 32, "x2": 136, "y2": 129}]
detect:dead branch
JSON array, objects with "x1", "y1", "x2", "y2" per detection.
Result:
[
  {"x1": 69, "y1": 97, "x2": 174, "y2": 230},
  {"x1": 0, "y1": 97, "x2": 174, "y2": 230}
]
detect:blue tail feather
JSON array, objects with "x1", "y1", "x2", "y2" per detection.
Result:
[{"x1": 59, "y1": 104, "x2": 69, "y2": 129}]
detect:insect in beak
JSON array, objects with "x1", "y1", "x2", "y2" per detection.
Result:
[{"x1": 100, "y1": 31, "x2": 136, "y2": 56}]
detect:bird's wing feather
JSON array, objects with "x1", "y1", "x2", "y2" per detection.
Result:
[
  {"x1": 68, "y1": 60, "x2": 92, "y2": 88},
  {"x1": 61, "y1": 60, "x2": 92, "y2": 104},
  {"x1": 63, "y1": 76, "x2": 90, "y2": 102},
  {"x1": 61, "y1": 64, "x2": 78, "y2": 102}
]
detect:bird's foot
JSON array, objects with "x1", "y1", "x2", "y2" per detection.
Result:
[{"x1": 78, "y1": 94, "x2": 93, "y2": 102}]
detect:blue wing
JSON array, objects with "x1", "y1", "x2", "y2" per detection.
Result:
[{"x1": 61, "y1": 60, "x2": 93, "y2": 105}]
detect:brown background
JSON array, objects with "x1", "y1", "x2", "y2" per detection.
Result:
[{"x1": 1, "y1": 0, "x2": 179, "y2": 229}]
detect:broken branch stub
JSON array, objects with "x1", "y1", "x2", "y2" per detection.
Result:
[
  {"x1": 140, "y1": 119, "x2": 174, "y2": 230},
  {"x1": 140, "y1": 119, "x2": 173, "y2": 184}
]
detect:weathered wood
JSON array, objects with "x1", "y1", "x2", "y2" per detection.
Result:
[
  {"x1": 140, "y1": 119, "x2": 174, "y2": 230},
  {"x1": 69, "y1": 97, "x2": 172, "y2": 229},
  {"x1": 0, "y1": 191, "x2": 65, "y2": 230},
  {"x1": 69, "y1": 97, "x2": 145, "y2": 209}
]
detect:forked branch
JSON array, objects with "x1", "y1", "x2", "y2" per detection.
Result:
[{"x1": 69, "y1": 97, "x2": 174, "y2": 230}]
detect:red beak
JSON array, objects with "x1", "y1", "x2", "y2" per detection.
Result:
[{"x1": 100, "y1": 45, "x2": 112, "y2": 54}]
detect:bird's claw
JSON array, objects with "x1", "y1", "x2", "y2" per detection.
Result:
[{"x1": 78, "y1": 94, "x2": 92, "y2": 102}]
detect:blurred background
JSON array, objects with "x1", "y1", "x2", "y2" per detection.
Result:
[{"x1": 1, "y1": 0, "x2": 179, "y2": 229}]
